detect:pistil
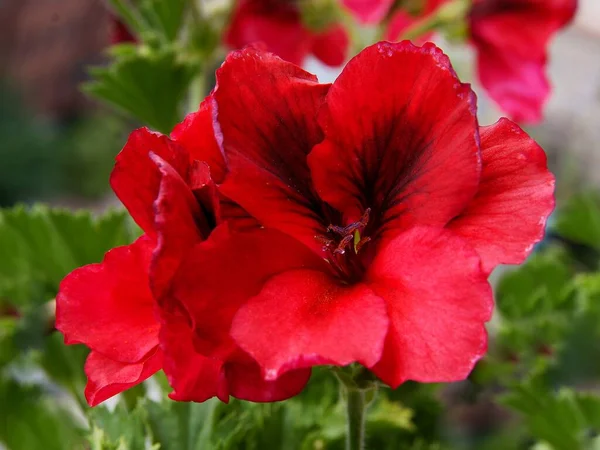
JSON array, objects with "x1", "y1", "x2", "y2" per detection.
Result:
[{"x1": 315, "y1": 208, "x2": 373, "y2": 283}]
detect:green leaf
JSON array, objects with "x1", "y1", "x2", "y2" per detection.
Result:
[
  {"x1": 138, "y1": 0, "x2": 189, "y2": 42},
  {"x1": 145, "y1": 397, "x2": 219, "y2": 450},
  {"x1": 495, "y1": 246, "x2": 575, "y2": 321},
  {"x1": 0, "y1": 205, "x2": 134, "y2": 308},
  {"x1": 554, "y1": 191, "x2": 600, "y2": 250},
  {"x1": 502, "y1": 379, "x2": 600, "y2": 450},
  {"x1": 88, "y1": 401, "x2": 153, "y2": 450},
  {"x1": 0, "y1": 317, "x2": 18, "y2": 368},
  {"x1": 83, "y1": 48, "x2": 198, "y2": 133},
  {"x1": 37, "y1": 331, "x2": 89, "y2": 404},
  {"x1": 0, "y1": 378, "x2": 86, "y2": 450}
]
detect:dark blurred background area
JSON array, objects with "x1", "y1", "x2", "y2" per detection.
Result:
[
  {"x1": 1, "y1": 0, "x2": 600, "y2": 208},
  {"x1": 0, "y1": 0, "x2": 128, "y2": 208}
]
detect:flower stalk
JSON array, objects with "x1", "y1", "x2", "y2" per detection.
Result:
[
  {"x1": 336, "y1": 366, "x2": 378, "y2": 450},
  {"x1": 344, "y1": 386, "x2": 369, "y2": 450}
]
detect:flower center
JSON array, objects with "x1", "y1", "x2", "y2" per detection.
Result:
[{"x1": 315, "y1": 208, "x2": 372, "y2": 283}]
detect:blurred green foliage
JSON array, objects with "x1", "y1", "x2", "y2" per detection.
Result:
[
  {"x1": 0, "y1": 206, "x2": 138, "y2": 449},
  {"x1": 0, "y1": 85, "x2": 128, "y2": 207}
]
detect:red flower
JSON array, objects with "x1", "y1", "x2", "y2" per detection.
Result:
[
  {"x1": 56, "y1": 101, "x2": 311, "y2": 406},
  {"x1": 109, "y1": 15, "x2": 137, "y2": 45},
  {"x1": 341, "y1": 0, "x2": 394, "y2": 24},
  {"x1": 225, "y1": 0, "x2": 349, "y2": 66},
  {"x1": 386, "y1": 0, "x2": 576, "y2": 123},
  {"x1": 172, "y1": 42, "x2": 554, "y2": 388},
  {"x1": 469, "y1": 0, "x2": 577, "y2": 123}
]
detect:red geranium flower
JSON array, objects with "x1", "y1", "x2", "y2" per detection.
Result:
[
  {"x1": 386, "y1": 0, "x2": 577, "y2": 123},
  {"x1": 225, "y1": 0, "x2": 349, "y2": 66},
  {"x1": 469, "y1": 0, "x2": 577, "y2": 123},
  {"x1": 170, "y1": 42, "x2": 554, "y2": 387},
  {"x1": 56, "y1": 101, "x2": 311, "y2": 406},
  {"x1": 341, "y1": 0, "x2": 394, "y2": 24}
]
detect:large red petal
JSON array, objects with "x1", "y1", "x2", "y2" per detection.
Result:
[
  {"x1": 215, "y1": 47, "x2": 331, "y2": 253},
  {"x1": 56, "y1": 236, "x2": 159, "y2": 364},
  {"x1": 84, "y1": 349, "x2": 162, "y2": 407},
  {"x1": 110, "y1": 128, "x2": 190, "y2": 236},
  {"x1": 470, "y1": 0, "x2": 577, "y2": 123},
  {"x1": 309, "y1": 41, "x2": 481, "y2": 245},
  {"x1": 448, "y1": 118, "x2": 555, "y2": 273},
  {"x1": 341, "y1": 0, "x2": 394, "y2": 24},
  {"x1": 367, "y1": 227, "x2": 493, "y2": 388},
  {"x1": 224, "y1": 0, "x2": 311, "y2": 66},
  {"x1": 231, "y1": 269, "x2": 389, "y2": 380},
  {"x1": 171, "y1": 97, "x2": 226, "y2": 184},
  {"x1": 171, "y1": 225, "x2": 327, "y2": 361}
]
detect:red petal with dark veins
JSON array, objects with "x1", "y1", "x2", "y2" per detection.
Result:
[
  {"x1": 149, "y1": 153, "x2": 206, "y2": 300},
  {"x1": 310, "y1": 24, "x2": 349, "y2": 67},
  {"x1": 171, "y1": 97, "x2": 227, "y2": 184},
  {"x1": 231, "y1": 269, "x2": 389, "y2": 380},
  {"x1": 448, "y1": 118, "x2": 555, "y2": 273},
  {"x1": 309, "y1": 41, "x2": 481, "y2": 246},
  {"x1": 171, "y1": 225, "x2": 327, "y2": 361},
  {"x1": 56, "y1": 236, "x2": 158, "y2": 364},
  {"x1": 341, "y1": 0, "x2": 394, "y2": 24},
  {"x1": 215, "y1": 47, "x2": 331, "y2": 253},
  {"x1": 366, "y1": 227, "x2": 493, "y2": 388},
  {"x1": 84, "y1": 349, "x2": 162, "y2": 407},
  {"x1": 469, "y1": 0, "x2": 577, "y2": 123},
  {"x1": 110, "y1": 128, "x2": 190, "y2": 236},
  {"x1": 225, "y1": 0, "x2": 311, "y2": 66}
]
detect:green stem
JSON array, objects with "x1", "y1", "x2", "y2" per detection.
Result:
[
  {"x1": 187, "y1": 70, "x2": 206, "y2": 113},
  {"x1": 345, "y1": 387, "x2": 368, "y2": 450},
  {"x1": 396, "y1": 0, "x2": 472, "y2": 42}
]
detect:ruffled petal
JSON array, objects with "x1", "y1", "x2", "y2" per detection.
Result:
[
  {"x1": 110, "y1": 128, "x2": 190, "y2": 236},
  {"x1": 171, "y1": 225, "x2": 327, "y2": 361},
  {"x1": 149, "y1": 153, "x2": 207, "y2": 300},
  {"x1": 171, "y1": 97, "x2": 226, "y2": 184},
  {"x1": 56, "y1": 236, "x2": 158, "y2": 364},
  {"x1": 448, "y1": 118, "x2": 555, "y2": 273},
  {"x1": 367, "y1": 227, "x2": 493, "y2": 388},
  {"x1": 160, "y1": 308, "x2": 230, "y2": 403},
  {"x1": 309, "y1": 41, "x2": 481, "y2": 245},
  {"x1": 161, "y1": 294, "x2": 311, "y2": 403},
  {"x1": 231, "y1": 269, "x2": 389, "y2": 380},
  {"x1": 84, "y1": 349, "x2": 162, "y2": 407},
  {"x1": 215, "y1": 47, "x2": 331, "y2": 253},
  {"x1": 470, "y1": 0, "x2": 577, "y2": 123}
]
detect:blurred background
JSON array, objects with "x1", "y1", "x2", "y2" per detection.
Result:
[
  {"x1": 2, "y1": 1, "x2": 600, "y2": 450},
  {"x1": 0, "y1": 0, "x2": 599, "y2": 211}
]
